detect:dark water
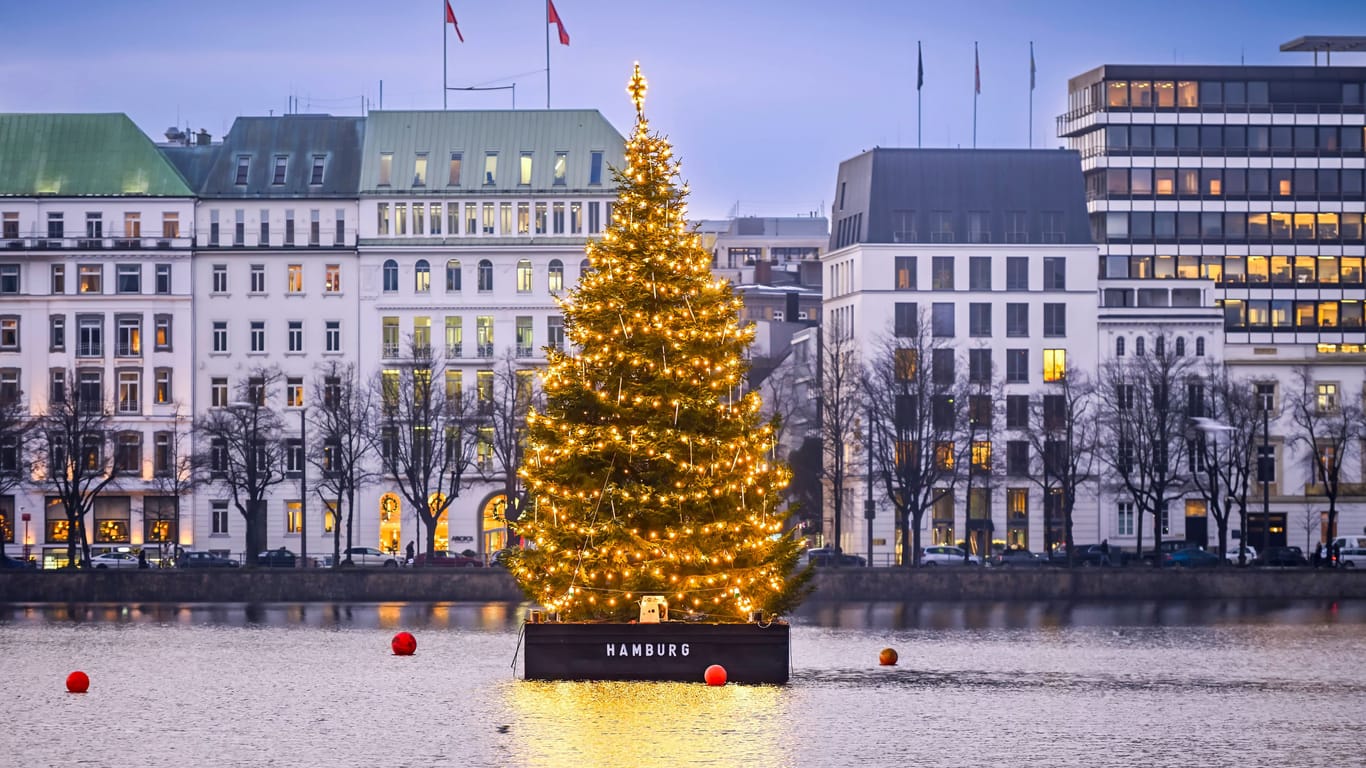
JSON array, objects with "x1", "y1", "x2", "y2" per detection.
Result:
[{"x1": 3, "y1": 601, "x2": 1364, "y2": 768}]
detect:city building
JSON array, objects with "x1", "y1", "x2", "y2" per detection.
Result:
[
  {"x1": 820, "y1": 148, "x2": 1100, "y2": 563},
  {"x1": 1057, "y1": 45, "x2": 1366, "y2": 549},
  {"x1": 0, "y1": 114, "x2": 197, "y2": 566}
]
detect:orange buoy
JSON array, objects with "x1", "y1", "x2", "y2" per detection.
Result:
[
  {"x1": 391, "y1": 631, "x2": 417, "y2": 656},
  {"x1": 879, "y1": 648, "x2": 899, "y2": 666},
  {"x1": 66, "y1": 671, "x2": 90, "y2": 693},
  {"x1": 704, "y1": 664, "x2": 727, "y2": 686}
]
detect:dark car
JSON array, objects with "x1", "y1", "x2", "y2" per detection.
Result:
[
  {"x1": 804, "y1": 548, "x2": 866, "y2": 567},
  {"x1": 178, "y1": 551, "x2": 239, "y2": 569},
  {"x1": 992, "y1": 548, "x2": 1047, "y2": 567},
  {"x1": 1163, "y1": 548, "x2": 1221, "y2": 568},
  {"x1": 1070, "y1": 544, "x2": 1126, "y2": 567},
  {"x1": 0, "y1": 555, "x2": 37, "y2": 570},
  {"x1": 1253, "y1": 546, "x2": 1309, "y2": 567},
  {"x1": 256, "y1": 548, "x2": 297, "y2": 568},
  {"x1": 412, "y1": 550, "x2": 484, "y2": 568},
  {"x1": 1141, "y1": 540, "x2": 1203, "y2": 563}
]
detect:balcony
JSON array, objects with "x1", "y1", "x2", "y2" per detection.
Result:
[
  {"x1": 477, "y1": 343, "x2": 494, "y2": 357},
  {"x1": 77, "y1": 344, "x2": 104, "y2": 358},
  {"x1": 516, "y1": 345, "x2": 535, "y2": 358},
  {"x1": 382, "y1": 343, "x2": 401, "y2": 359},
  {"x1": 446, "y1": 343, "x2": 462, "y2": 358}
]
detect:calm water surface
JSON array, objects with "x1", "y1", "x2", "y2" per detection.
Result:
[{"x1": 2, "y1": 600, "x2": 1364, "y2": 768}]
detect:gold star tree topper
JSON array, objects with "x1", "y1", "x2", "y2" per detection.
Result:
[{"x1": 627, "y1": 62, "x2": 647, "y2": 118}]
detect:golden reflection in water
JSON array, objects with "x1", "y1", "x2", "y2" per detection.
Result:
[
  {"x1": 504, "y1": 680, "x2": 793, "y2": 768},
  {"x1": 377, "y1": 603, "x2": 405, "y2": 629}
]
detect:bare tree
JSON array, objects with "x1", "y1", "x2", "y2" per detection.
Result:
[
  {"x1": 864, "y1": 311, "x2": 962, "y2": 567},
  {"x1": 1299, "y1": 507, "x2": 1322, "y2": 556},
  {"x1": 476, "y1": 351, "x2": 541, "y2": 549},
  {"x1": 1096, "y1": 337, "x2": 1196, "y2": 564},
  {"x1": 1022, "y1": 365, "x2": 1098, "y2": 566},
  {"x1": 1286, "y1": 366, "x2": 1363, "y2": 545},
  {"x1": 375, "y1": 341, "x2": 478, "y2": 561},
  {"x1": 147, "y1": 406, "x2": 195, "y2": 565},
  {"x1": 812, "y1": 324, "x2": 865, "y2": 556},
  {"x1": 309, "y1": 361, "x2": 380, "y2": 567},
  {"x1": 0, "y1": 380, "x2": 34, "y2": 562},
  {"x1": 194, "y1": 367, "x2": 289, "y2": 567},
  {"x1": 34, "y1": 369, "x2": 128, "y2": 567},
  {"x1": 961, "y1": 352, "x2": 1004, "y2": 562},
  {"x1": 1187, "y1": 364, "x2": 1258, "y2": 564}
]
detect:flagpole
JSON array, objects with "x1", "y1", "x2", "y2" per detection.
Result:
[
  {"x1": 1029, "y1": 41, "x2": 1034, "y2": 148},
  {"x1": 973, "y1": 41, "x2": 978, "y2": 149},
  {"x1": 443, "y1": 0, "x2": 448, "y2": 110},
  {"x1": 917, "y1": 41, "x2": 922, "y2": 149},
  {"x1": 545, "y1": 1, "x2": 551, "y2": 109}
]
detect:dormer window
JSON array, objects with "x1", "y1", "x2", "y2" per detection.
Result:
[
  {"x1": 448, "y1": 152, "x2": 463, "y2": 186},
  {"x1": 519, "y1": 152, "x2": 533, "y2": 185},
  {"x1": 310, "y1": 155, "x2": 326, "y2": 185},
  {"x1": 378, "y1": 153, "x2": 393, "y2": 186},
  {"x1": 413, "y1": 153, "x2": 428, "y2": 187},
  {"x1": 272, "y1": 155, "x2": 288, "y2": 185},
  {"x1": 235, "y1": 156, "x2": 250, "y2": 185},
  {"x1": 553, "y1": 152, "x2": 567, "y2": 185},
  {"x1": 484, "y1": 152, "x2": 498, "y2": 185}
]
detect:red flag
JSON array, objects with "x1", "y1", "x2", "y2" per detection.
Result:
[
  {"x1": 547, "y1": 0, "x2": 569, "y2": 45},
  {"x1": 445, "y1": 1, "x2": 464, "y2": 43}
]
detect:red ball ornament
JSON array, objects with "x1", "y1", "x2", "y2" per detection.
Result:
[
  {"x1": 391, "y1": 631, "x2": 417, "y2": 656},
  {"x1": 879, "y1": 648, "x2": 899, "y2": 666},
  {"x1": 703, "y1": 664, "x2": 727, "y2": 686},
  {"x1": 66, "y1": 671, "x2": 90, "y2": 693}
]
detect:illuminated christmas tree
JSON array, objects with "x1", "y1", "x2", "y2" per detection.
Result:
[{"x1": 509, "y1": 65, "x2": 808, "y2": 623}]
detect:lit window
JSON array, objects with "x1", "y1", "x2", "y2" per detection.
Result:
[
  {"x1": 325, "y1": 264, "x2": 341, "y2": 293},
  {"x1": 378, "y1": 153, "x2": 393, "y2": 186},
  {"x1": 553, "y1": 151, "x2": 567, "y2": 185},
  {"x1": 287, "y1": 264, "x2": 303, "y2": 293},
  {"x1": 413, "y1": 153, "x2": 428, "y2": 186},
  {"x1": 548, "y1": 259, "x2": 564, "y2": 292},
  {"x1": 415, "y1": 259, "x2": 430, "y2": 293},
  {"x1": 519, "y1": 152, "x2": 533, "y2": 185},
  {"x1": 484, "y1": 152, "x2": 498, "y2": 185},
  {"x1": 1043, "y1": 349, "x2": 1066, "y2": 382},
  {"x1": 517, "y1": 259, "x2": 533, "y2": 293}
]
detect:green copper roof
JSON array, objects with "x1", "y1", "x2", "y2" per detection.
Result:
[{"x1": 0, "y1": 113, "x2": 194, "y2": 197}]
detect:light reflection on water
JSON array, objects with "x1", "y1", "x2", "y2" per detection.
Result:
[{"x1": 2, "y1": 600, "x2": 1364, "y2": 768}]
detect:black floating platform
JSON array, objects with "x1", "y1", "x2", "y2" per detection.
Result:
[{"x1": 522, "y1": 621, "x2": 790, "y2": 684}]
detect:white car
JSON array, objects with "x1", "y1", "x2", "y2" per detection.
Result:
[
  {"x1": 1339, "y1": 548, "x2": 1366, "y2": 568},
  {"x1": 920, "y1": 545, "x2": 983, "y2": 566},
  {"x1": 341, "y1": 547, "x2": 400, "y2": 568},
  {"x1": 1222, "y1": 544, "x2": 1258, "y2": 565},
  {"x1": 89, "y1": 552, "x2": 141, "y2": 569}
]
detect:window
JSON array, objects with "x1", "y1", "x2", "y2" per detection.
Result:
[
  {"x1": 235, "y1": 156, "x2": 250, "y2": 185},
  {"x1": 1196, "y1": 337, "x2": 1205, "y2": 356},
  {"x1": 482, "y1": 203, "x2": 495, "y2": 234},
  {"x1": 893, "y1": 302, "x2": 917, "y2": 337},
  {"x1": 0, "y1": 265, "x2": 18, "y2": 295},
  {"x1": 415, "y1": 259, "x2": 430, "y2": 293},
  {"x1": 309, "y1": 209, "x2": 321, "y2": 246},
  {"x1": 478, "y1": 259, "x2": 493, "y2": 291},
  {"x1": 77, "y1": 315, "x2": 103, "y2": 357},
  {"x1": 153, "y1": 314, "x2": 171, "y2": 351},
  {"x1": 113, "y1": 432, "x2": 141, "y2": 473},
  {"x1": 932, "y1": 349, "x2": 955, "y2": 385},
  {"x1": 117, "y1": 370, "x2": 140, "y2": 414},
  {"x1": 589, "y1": 151, "x2": 604, "y2": 185},
  {"x1": 477, "y1": 316, "x2": 494, "y2": 357},
  {"x1": 249, "y1": 321, "x2": 265, "y2": 353},
  {"x1": 272, "y1": 155, "x2": 288, "y2": 185},
  {"x1": 1135, "y1": 337, "x2": 1145, "y2": 356},
  {"x1": 1316, "y1": 382, "x2": 1339, "y2": 413},
  {"x1": 553, "y1": 151, "x2": 567, "y2": 185},
  {"x1": 77, "y1": 369, "x2": 102, "y2": 412},
  {"x1": 212, "y1": 501, "x2": 229, "y2": 535},
  {"x1": 310, "y1": 155, "x2": 326, "y2": 185},
  {"x1": 47, "y1": 212, "x2": 63, "y2": 239},
  {"x1": 78, "y1": 265, "x2": 102, "y2": 294},
  {"x1": 151, "y1": 434, "x2": 174, "y2": 478},
  {"x1": 212, "y1": 264, "x2": 228, "y2": 293},
  {"x1": 325, "y1": 321, "x2": 341, "y2": 353},
  {"x1": 287, "y1": 377, "x2": 304, "y2": 408},
  {"x1": 320, "y1": 264, "x2": 341, "y2": 294},
  {"x1": 154, "y1": 368, "x2": 171, "y2": 405},
  {"x1": 51, "y1": 264, "x2": 65, "y2": 294},
  {"x1": 1006, "y1": 395, "x2": 1028, "y2": 428},
  {"x1": 931, "y1": 303, "x2": 954, "y2": 337},
  {"x1": 154, "y1": 264, "x2": 172, "y2": 295},
  {"x1": 413, "y1": 316, "x2": 431, "y2": 355},
  {"x1": 233, "y1": 209, "x2": 245, "y2": 246},
  {"x1": 1043, "y1": 304, "x2": 1066, "y2": 337},
  {"x1": 1043, "y1": 257, "x2": 1066, "y2": 290},
  {"x1": 288, "y1": 321, "x2": 303, "y2": 352},
  {"x1": 968, "y1": 349, "x2": 993, "y2": 383},
  {"x1": 212, "y1": 321, "x2": 228, "y2": 353},
  {"x1": 1006, "y1": 257, "x2": 1028, "y2": 290},
  {"x1": 519, "y1": 151, "x2": 533, "y2": 185},
  {"x1": 382, "y1": 259, "x2": 398, "y2": 292},
  {"x1": 210, "y1": 377, "x2": 228, "y2": 408},
  {"x1": 115, "y1": 315, "x2": 141, "y2": 357},
  {"x1": 0, "y1": 369, "x2": 17, "y2": 407},
  {"x1": 969, "y1": 257, "x2": 992, "y2": 290},
  {"x1": 50, "y1": 315, "x2": 65, "y2": 351},
  {"x1": 448, "y1": 152, "x2": 463, "y2": 186},
  {"x1": 287, "y1": 264, "x2": 303, "y2": 293},
  {"x1": 1, "y1": 212, "x2": 15, "y2": 240},
  {"x1": 1004, "y1": 303, "x2": 1028, "y2": 338},
  {"x1": 335, "y1": 209, "x2": 346, "y2": 244},
  {"x1": 484, "y1": 152, "x2": 498, "y2": 185},
  {"x1": 48, "y1": 369, "x2": 66, "y2": 405},
  {"x1": 516, "y1": 316, "x2": 534, "y2": 357},
  {"x1": 548, "y1": 316, "x2": 564, "y2": 351},
  {"x1": 445, "y1": 316, "x2": 463, "y2": 357},
  {"x1": 548, "y1": 259, "x2": 564, "y2": 292},
  {"x1": 968, "y1": 303, "x2": 992, "y2": 337},
  {"x1": 1043, "y1": 349, "x2": 1066, "y2": 382},
  {"x1": 250, "y1": 264, "x2": 266, "y2": 293},
  {"x1": 413, "y1": 153, "x2": 428, "y2": 186},
  {"x1": 1117, "y1": 502, "x2": 1134, "y2": 536},
  {"x1": 257, "y1": 208, "x2": 270, "y2": 246},
  {"x1": 895, "y1": 256, "x2": 916, "y2": 290},
  {"x1": 931, "y1": 257, "x2": 954, "y2": 290},
  {"x1": 1006, "y1": 349, "x2": 1028, "y2": 383},
  {"x1": 517, "y1": 259, "x2": 533, "y2": 293},
  {"x1": 123, "y1": 212, "x2": 141, "y2": 239},
  {"x1": 382, "y1": 317, "x2": 400, "y2": 358}
]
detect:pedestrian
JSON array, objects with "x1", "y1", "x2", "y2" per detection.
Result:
[
  {"x1": 405, "y1": 541, "x2": 415, "y2": 564},
  {"x1": 137, "y1": 549, "x2": 149, "y2": 569},
  {"x1": 1313, "y1": 543, "x2": 1323, "y2": 568},
  {"x1": 1100, "y1": 539, "x2": 1111, "y2": 567}
]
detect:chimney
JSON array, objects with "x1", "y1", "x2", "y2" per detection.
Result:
[
  {"x1": 196, "y1": 129, "x2": 211, "y2": 146},
  {"x1": 785, "y1": 291, "x2": 799, "y2": 324}
]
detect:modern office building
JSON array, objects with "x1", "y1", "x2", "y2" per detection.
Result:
[
  {"x1": 1058, "y1": 45, "x2": 1366, "y2": 548},
  {"x1": 820, "y1": 148, "x2": 1100, "y2": 563}
]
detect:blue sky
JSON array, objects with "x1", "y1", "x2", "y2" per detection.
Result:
[{"x1": 3, "y1": 0, "x2": 1364, "y2": 219}]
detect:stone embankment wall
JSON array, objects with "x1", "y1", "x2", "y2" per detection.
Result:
[{"x1": 2, "y1": 568, "x2": 1364, "y2": 603}]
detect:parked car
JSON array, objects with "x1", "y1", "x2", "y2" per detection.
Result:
[
  {"x1": 1221, "y1": 544, "x2": 1258, "y2": 565},
  {"x1": 1163, "y1": 548, "x2": 1221, "y2": 568},
  {"x1": 178, "y1": 551, "x2": 239, "y2": 569},
  {"x1": 991, "y1": 548, "x2": 1047, "y2": 567},
  {"x1": 412, "y1": 550, "x2": 484, "y2": 568},
  {"x1": 256, "y1": 548, "x2": 298, "y2": 568},
  {"x1": 0, "y1": 555, "x2": 37, "y2": 570},
  {"x1": 340, "y1": 547, "x2": 400, "y2": 568},
  {"x1": 1339, "y1": 548, "x2": 1366, "y2": 568},
  {"x1": 1253, "y1": 546, "x2": 1308, "y2": 567},
  {"x1": 1140, "y1": 540, "x2": 1202, "y2": 563},
  {"x1": 803, "y1": 548, "x2": 866, "y2": 567},
  {"x1": 920, "y1": 545, "x2": 982, "y2": 566},
  {"x1": 1068, "y1": 544, "x2": 1126, "y2": 567},
  {"x1": 89, "y1": 552, "x2": 141, "y2": 569}
]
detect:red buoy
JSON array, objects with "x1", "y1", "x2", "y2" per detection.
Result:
[
  {"x1": 391, "y1": 631, "x2": 417, "y2": 656},
  {"x1": 879, "y1": 648, "x2": 898, "y2": 666},
  {"x1": 66, "y1": 671, "x2": 90, "y2": 693},
  {"x1": 704, "y1": 664, "x2": 727, "y2": 686}
]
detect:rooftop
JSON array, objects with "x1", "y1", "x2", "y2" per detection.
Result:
[{"x1": 0, "y1": 113, "x2": 193, "y2": 197}]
